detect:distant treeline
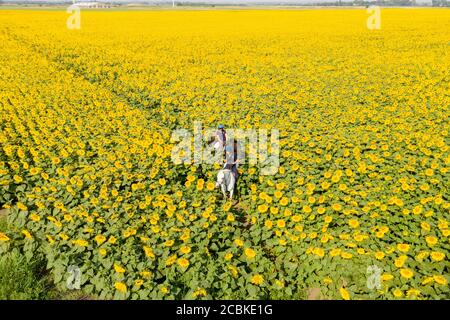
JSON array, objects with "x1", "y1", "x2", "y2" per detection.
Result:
[{"x1": 1, "y1": 1, "x2": 449, "y2": 7}]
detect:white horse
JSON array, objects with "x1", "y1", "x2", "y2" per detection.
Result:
[{"x1": 216, "y1": 169, "x2": 236, "y2": 200}]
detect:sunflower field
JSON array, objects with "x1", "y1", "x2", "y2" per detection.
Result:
[{"x1": 0, "y1": 8, "x2": 449, "y2": 300}]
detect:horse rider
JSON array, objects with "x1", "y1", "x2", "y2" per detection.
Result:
[
  {"x1": 223, "y1": 140, "x2": 239, "y2": 181},
  {"x1": 214, "y1": 124, "x2": 227, "y2": 155}
]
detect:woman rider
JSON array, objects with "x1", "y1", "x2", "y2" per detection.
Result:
[{"x1": 223, "y1": 140, "x2": 239, "y2": 181}]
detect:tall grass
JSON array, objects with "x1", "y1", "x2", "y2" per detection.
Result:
[
  {"x1": 0, "y1": 249, "x2": 50, "y2": 300},
  {"x1": 0, "y1": 213, "x2": 50, "y2": 299},
  {"x1": 0, "y1": 214, "x2": 93, "y2": 300}
]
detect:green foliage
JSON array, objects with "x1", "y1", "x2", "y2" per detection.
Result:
[{"x1": 0, "y1": 249, "x2": 48, "y2": 300}]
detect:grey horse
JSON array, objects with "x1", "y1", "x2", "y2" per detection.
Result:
[{"x1": 215, "y1": 169, "x2": 236, "y2": 200}]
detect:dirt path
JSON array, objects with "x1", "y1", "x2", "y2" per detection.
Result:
[{"x1": 0, "y1": 209, "x2": 8, "y2": 219}]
